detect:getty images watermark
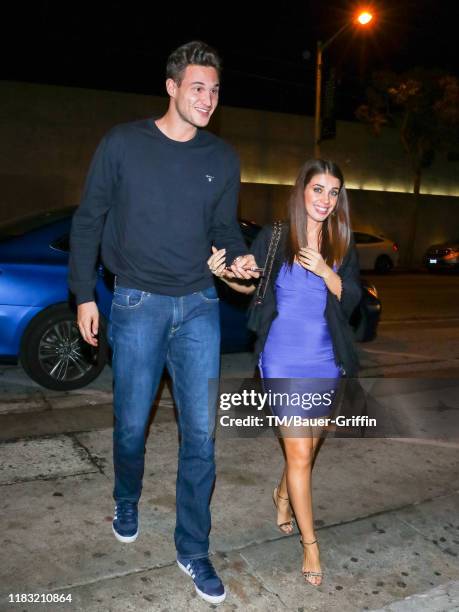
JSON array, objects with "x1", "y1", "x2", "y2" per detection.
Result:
[
  {"x1": 210, "y1": 377, "x2": 459, "y2": 439},
  {"x1": 218, "y1": 388, "x2": 376, "y2": 429}
]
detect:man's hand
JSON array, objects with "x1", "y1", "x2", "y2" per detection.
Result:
[
  {"x1": 228, "y1": 254, "x2": 260, "y2": 280},
  {"x1": 77, "y1": 301, "x2": 99, "y2": 347}
]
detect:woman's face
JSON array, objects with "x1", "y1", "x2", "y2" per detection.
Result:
[{"x1": 304, "y1": 173, "x2": 341, "y2": 224}]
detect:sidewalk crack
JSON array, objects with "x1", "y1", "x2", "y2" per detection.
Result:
[
  {"x1": 69, "y1": 433, "x2": 109, "y2": 478},
  {"x1": 239, "y1": 551, "x2": 289, "y2": 609}
]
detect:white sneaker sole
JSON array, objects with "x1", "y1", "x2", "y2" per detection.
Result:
[
  {"x1": 112, "y1": 524, "x2": 139, "y2": 543},
  {"x1": 177, "y1": 559, "x2": 226, "y2": 604}
]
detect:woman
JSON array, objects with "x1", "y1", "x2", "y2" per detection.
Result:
[{"x1": 208, "y1": 159, "x2": 361, "y2": 586}]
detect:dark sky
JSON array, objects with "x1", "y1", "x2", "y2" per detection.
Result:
[{"x1": 4, "y1": 0, "x2": 458, "y2": 119}]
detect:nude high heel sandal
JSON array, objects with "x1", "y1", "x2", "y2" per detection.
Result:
[{"x1": 300, "y1": 538, "x2": 323, "y2": 586}]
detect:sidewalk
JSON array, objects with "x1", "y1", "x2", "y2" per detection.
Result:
[{"x1": 1, "y1": 371, "x2": 459, "y2": 612}]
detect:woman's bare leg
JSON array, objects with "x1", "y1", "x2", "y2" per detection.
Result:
[
  {"x1": 282, "y1": 429, "x2": 324, "y2": 585},
  {"x1": 277, "y1": 464, "x2": 288, "y2": 497},
  {"x1": 274, "y1": 456, "x2": 294, "y2": 534},
  {"x1": 278, "y1": 431, "x2": 323, "y2": 494}
]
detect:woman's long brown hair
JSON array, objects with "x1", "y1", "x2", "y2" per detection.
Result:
[{"x1": 285, "y1": 159, "x2": 351, "y2": 267}]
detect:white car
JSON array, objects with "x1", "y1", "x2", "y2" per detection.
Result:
[{"x1": 353, "y1": 232, "x2": 399, "y2": 273}]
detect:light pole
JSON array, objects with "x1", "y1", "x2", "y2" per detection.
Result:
[{"x1": 314, "y1": 10, "x2": 374, "y2": 158}]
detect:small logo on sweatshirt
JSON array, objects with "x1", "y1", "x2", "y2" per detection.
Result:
[{"x1": 205, "y1": 174, "x2": 215, "y2": 182}]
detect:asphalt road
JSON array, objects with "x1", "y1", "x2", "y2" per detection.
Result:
[
  {"x1": 363, "y1": 271, "x2": 459, "y2": 322},
  {"x1": 356, "y1": 272, "x2": 459, "y2": 379}
]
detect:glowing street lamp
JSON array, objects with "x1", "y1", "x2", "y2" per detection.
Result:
[
  {"x1": 314, "y1": 10, "x2": 374, "y2": 157},
  {"x1": 357, "y1": 11, "x2": 373, "y2": 25}
]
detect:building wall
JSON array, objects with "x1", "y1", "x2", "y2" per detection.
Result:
[
  {"x1": 1, "y1": 81, "x2": 458, "y2": 264},
  {"x1": 216, "y1": 106, "x2": 459, "y2": 197}
]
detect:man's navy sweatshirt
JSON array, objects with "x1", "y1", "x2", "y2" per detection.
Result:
[{"x1": 68, "y1": 119, "x2": 248, "y2": 304}]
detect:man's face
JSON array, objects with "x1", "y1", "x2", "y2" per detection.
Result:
[{"x1": 167, "y1": 65, "x2": 220, "y2": 128}]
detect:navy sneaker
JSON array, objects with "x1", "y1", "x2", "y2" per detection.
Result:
[
  {"x1": 112, "y1": 501, "x2": 139, "y2": 543},
  {"x1": 177, "y1": 556, "x2": 226, "y2": 604}
]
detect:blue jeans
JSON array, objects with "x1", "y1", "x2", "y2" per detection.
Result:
[{"x1": 108, "y1": 284, "x2": 220, "y2": 559}]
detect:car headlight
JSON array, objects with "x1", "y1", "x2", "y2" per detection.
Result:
[
  {"x1": 366, "y1": 284, "x2": 378, "y2": 299},
  {"x1": 444, "y1": 249, "x2": 459, "y2": 261}
]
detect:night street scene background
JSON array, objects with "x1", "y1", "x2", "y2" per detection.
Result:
[{"x1": 4, "y1": 0, "x2": 459, "y2": 116}]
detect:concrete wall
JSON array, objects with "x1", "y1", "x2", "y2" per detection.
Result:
[
  {"x1": 1, "y1": 81, "x2": 458, "y2": 265},
  {"x1": 217, "y1": 107, "x2": 459, "y2": 197},
  {"x1": 0, "y1": 82, "x2": 168, "y2": 221}
]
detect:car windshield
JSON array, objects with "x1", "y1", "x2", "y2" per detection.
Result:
[{"x1": 0, "y1": 207, "x2": 75, "y2": 241}]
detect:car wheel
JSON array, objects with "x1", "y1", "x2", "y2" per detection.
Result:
[
  {"x1": 20, "y1": 303, "x2": 108, "y2": 391},
  {"x1": 351, "y1": 308, "x2": 376, "y2": 342},
  {"x1": 351, "y1": 309, "x2": 365, "y2": 342},
  {"x1": 350, "y1": 296, "x2": 379, "y2": 343},
  {"x1": 374, "y1": 255, "x2": 393, "y2": 273}
]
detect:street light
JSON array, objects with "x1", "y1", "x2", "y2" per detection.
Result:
[
  {"x1": 314, "y1": 9, "x2": 374, "y2": 157},
  {"x1": 357, "y1": 11, "x2": 373, "y2": 25}
]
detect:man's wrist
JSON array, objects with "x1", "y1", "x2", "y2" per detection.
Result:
[{"x1": 76, "y1": 293, "x2": 96, "y2": 306}]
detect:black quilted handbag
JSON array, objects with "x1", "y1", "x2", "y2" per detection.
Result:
[{"x1": 247, "y1": 221, "x2": 282, "y2": 332}]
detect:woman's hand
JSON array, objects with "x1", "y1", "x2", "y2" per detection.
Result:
[
  {"x1": 298, "y1": 247, "x2": 342, "y2": 299},
  {"x1": 297, "y1": 247, "x2": 331, "y2": 279},
  {"x1": 207, "y1": 246, "x2": 227, "y2": 277}
]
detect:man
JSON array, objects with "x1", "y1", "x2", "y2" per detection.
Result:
[{"x1": 69, "y1": 41, "x2": 258, "y2": 605}]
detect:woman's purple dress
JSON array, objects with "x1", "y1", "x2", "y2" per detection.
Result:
[{"x1": 259, "y1": 262, "x2": 340, "y2": 418}]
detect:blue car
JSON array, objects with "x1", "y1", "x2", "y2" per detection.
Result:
[{"x1": 0, "y1": 208, "x2": 381, "y2": 390}]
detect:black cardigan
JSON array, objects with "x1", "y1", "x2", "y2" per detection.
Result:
[{"x1": 249, "y1": 223, "x2": 362, "y2": 376}]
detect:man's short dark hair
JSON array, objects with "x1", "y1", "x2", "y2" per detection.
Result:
[{"x1": 166, "y1": 41, "x2": 222, "y2": 84}]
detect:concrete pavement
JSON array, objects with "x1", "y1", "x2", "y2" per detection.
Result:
[{"x1": 1, "y1": 355, "x2": 459, "y2": 612}]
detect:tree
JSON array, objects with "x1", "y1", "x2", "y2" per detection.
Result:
[{"x1": 356, "y1": 68, "x2": 459, "y2": 194}]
